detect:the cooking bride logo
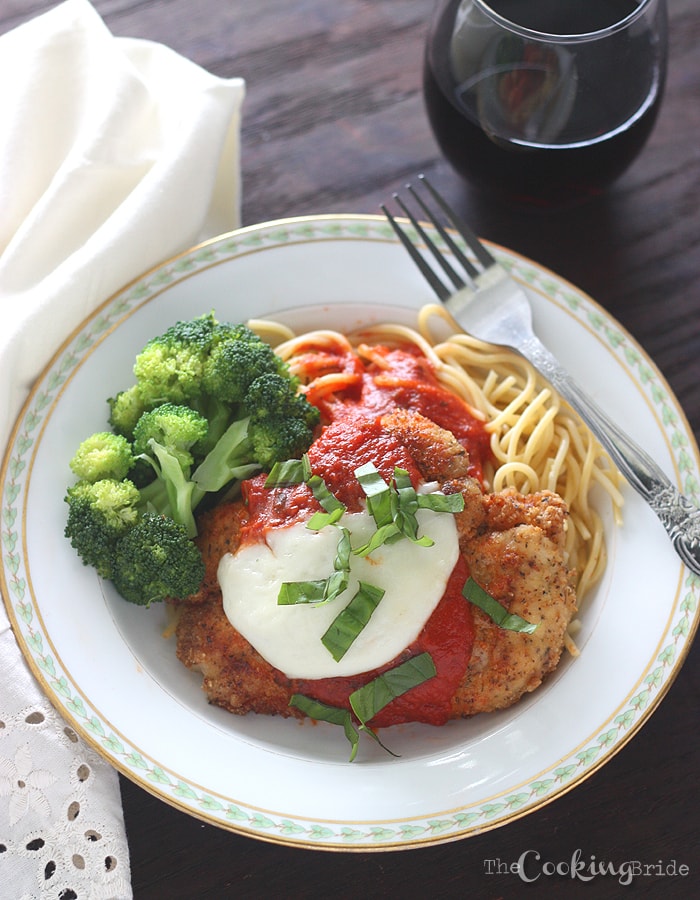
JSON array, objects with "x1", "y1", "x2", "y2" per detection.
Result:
[{"x1": 484, "y1": 849, "x2": 690, "y2": 886}]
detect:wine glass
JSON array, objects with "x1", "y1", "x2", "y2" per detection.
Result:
[{"x1": 423, "y1": 0, "x2": 668, "y2": 207}]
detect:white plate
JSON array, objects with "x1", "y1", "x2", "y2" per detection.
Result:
[{"x1": 3, "y1": 215, "x2": 699, "y2": 850}]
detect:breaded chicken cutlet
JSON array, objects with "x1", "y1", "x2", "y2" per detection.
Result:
[{"x1": 175, "y1": 410, "x2": 577, "y2": 721}]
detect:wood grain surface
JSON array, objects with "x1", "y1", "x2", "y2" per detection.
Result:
[{"x1": 2, "y1": 2, "x2": 698, "y2": 898}]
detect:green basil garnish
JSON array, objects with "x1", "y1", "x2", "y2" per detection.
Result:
[
  {"x1": 278, "y1": 527, "x2": 351, "y2": 606},
  {"x1": 349, "y1": 652, "x2": 437, "y2": 728},
  {"x1": 354, "y1": 464, "x2": 464, "y2": 556},
  {"x1": 354, "y1": 462, "x2": 394, "y2": 526},
  {"x1": 307, "y1": 473, "x2": 346, "y2": 516},
  {"x1": 264, "y1": 454, "x2": 312, "y2": 487},
  {"x1": 303, "y1": 470, "x2": 348, "y2": 530},
  {"x1": 288, "y1": 694, "x2": 360, "y2": 762},
  {"x1": 321, "y1": 581, "x2": 385, "y2": 661},
  {"x1": 277, "y1": 579, "x2": 330, "y2": 605},
  {"x1": 392, "y1": 467, "x2": 432, "y2": 547},
  {"x1": 463, "y1": 577, "x2": 538, "y2": 633},
  {"x1": 416, "y1": 491, "x2": 465, "y2": 514}
]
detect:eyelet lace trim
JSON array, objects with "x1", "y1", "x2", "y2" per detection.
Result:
[{"x1": 1, "y1": 694, "x2": 132, "y2": 899}]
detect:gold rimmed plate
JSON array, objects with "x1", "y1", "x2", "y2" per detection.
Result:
[{"x1": 2, "y1": 215, "x2": 698, "y2": 849}]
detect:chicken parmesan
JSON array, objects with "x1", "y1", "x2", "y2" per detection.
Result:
[{"x1": 173, "y1": 329, "x2": 592, "y2": 745}]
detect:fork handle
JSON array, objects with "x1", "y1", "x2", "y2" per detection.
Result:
[{"x1": 520, "y1": 335, "x2": 700, "y2": 575}]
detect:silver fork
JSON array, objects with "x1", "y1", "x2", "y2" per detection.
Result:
[{"x1": 382, "y1": 175, "x2": 700, "y2": 576}]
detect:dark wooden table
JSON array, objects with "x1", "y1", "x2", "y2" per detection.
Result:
[{"x1": 3, "y1": 2, "x2": 699, "y2": 897}]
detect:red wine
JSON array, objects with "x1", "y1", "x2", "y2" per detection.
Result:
[
  {"x1": 486, "y1": 0, "x2": 642, "y2": 35},
  {"x1": 424, "y1": 0, "x2": 667, "y2": 206}
]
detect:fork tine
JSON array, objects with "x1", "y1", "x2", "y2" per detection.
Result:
[
  {"x1": 383, "y1": 175, "x2": 498, "y2": 300},
  {"x1": 417, "y1": 174, "x2": 496, "y2": 270},
  {"x1": 391, "y1": 193, "x2": 467, "y2": 292},
  {"x1": 380, "y1": 203, "x2": 451, "y2": 301},
  {"x1": 406, "y1": 183, "x2": 480, "y2": 280}
]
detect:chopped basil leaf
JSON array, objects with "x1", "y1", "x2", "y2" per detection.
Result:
[
  {"x1": 321, "y1": 581, "x2": 385, "y2": 661},
  {"x1": 277, "y1": 568, "x2": 349, "y2": 607},
  {"x1": 289, "y1": 694, "x2": 360, "y2": 762},
  {"x1": 463, "y1": 577, "x2": 539, "y2": 633},
  {"x1": 305, "y1": 475, "x2": 347, "y2": 530},
  {"x1": 273, "y1": 460, "x2": 465, "y2": 692},
  {"x1": 353, "y1": 520, "x2": 401, "y2": 557},
  {"x1": 277, "y1": 526, "x2": 351, "y2": 606},
  {"x1": 349, "y1": 652, "x2": 437, "y2": 727},
  {"x1": 323, "y1": 567, "x2": 350, "y2": 602},
  {"x1": 355, "y1": 462, "x2": 393, "y2": 527},
  {"x1": 333, "y1": 526, "x2": 352, "y2": 573},
  {"x1": 354, "y1": 465, "x2": 462, "y2": 556},
  {"x1": 306, "y1": 507, "x2": 345, "y2": 530},
  {"x1": 354, "y1": 462, "x2": 389, "y2": 499},
  {"x1": 265, "y1": 456, "x2": 347, "y2": 536},
  {"x1": 308, "y1": 474, "x2": 346, "y2": 515},
  {"x1": 264, "y1": 454, "x2": 312, "y2": 487},
  {"x1": 392, "y1": 468, "x2": 426, "y2": 545},
  {"x1": 353, "y1": 721, "x2": 399, "y2": 758},
  {"x1": 417, "y1": 491, "x2": 465, "y2": 514},
  {"x1": 277, "y1": 579, "x2": 328, "y2": 605},
  {"x1": 392, "y1": 467, "x2": 413, "y2": 494},
  {"x1": 353, "y1": 463, "x2": 404, "y2": 556}
]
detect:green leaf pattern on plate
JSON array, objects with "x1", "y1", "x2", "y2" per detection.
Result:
[{"x1": 2, "y1": 218, "x2": 699, "y2": 846}]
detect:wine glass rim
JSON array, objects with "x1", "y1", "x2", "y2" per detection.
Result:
[{"x1": 472, "y1": 0, "x2": 657, "y2": 42}]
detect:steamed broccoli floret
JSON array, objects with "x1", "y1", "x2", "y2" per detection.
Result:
[
  {"x1": 132, "y1": 312, "x2": 223, "y2": 406},
  {"x1": 123, "y1": 313, "x2": 318, "y2": 483},
  {"x1": 69, "y1": 432, "x2": 134, "y2": 483},
  {"x1": 202, "y1": 332, "x2": 289, "y2": 405},
  {"x1": 138, "y1": 439, "x2": 201, "y2": 538},
  {"x1": 64, "y1": 481, "x2": 205, "y2": 604},
  {"x1": 127, "y1": 315, "x2": 266, "y2": 426},
  {"x1": 108, "y1": 384, "x2": 151, "y2": 439},
  {"x1": 131, "y1": 403, "x2": 209, "y2": 537},
  {"x1": 243, "y1": 373, "x2": 320, "y2": 470},
  {"x1": 111, "y1": 513, "x2": 205, "y2": 606},
  {"x1": 133, "y1": 403, "x2": 208, "y2": 470},
  {"x1": 64, "y1": 479, "x2": 141, "y2": 578}
]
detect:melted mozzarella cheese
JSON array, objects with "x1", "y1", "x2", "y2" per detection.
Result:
[{"x1": 218, "y1": 507, "x2": 459, "y2": 678}]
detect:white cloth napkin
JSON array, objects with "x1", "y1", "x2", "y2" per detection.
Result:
[{"x1": 0, "y1": 2, "x2": 245, "y2": 896}]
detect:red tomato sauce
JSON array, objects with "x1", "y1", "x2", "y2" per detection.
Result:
[
  {"x1": 311, "y1": 345, "x2": 491, "y2": 483},
  {"x1": 240, "y1": 343, "x2": 487, "y2": 727},
  {"x1": 242, "y1": 418, "x2": 424, "y2": 538}
]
